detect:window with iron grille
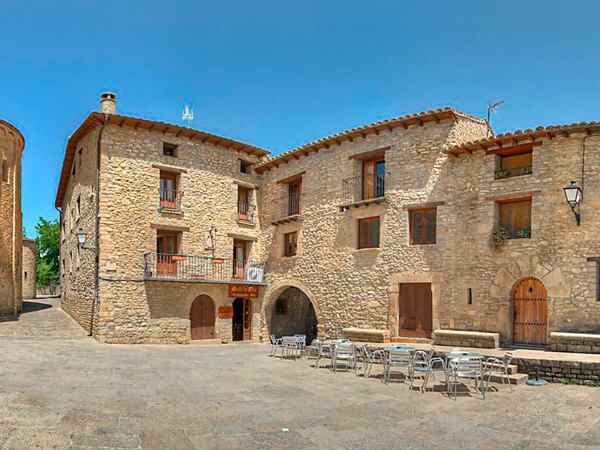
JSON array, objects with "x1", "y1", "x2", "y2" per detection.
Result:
[
  {"x1": 275, "y1": 298, "x2": 287, "y2": 315},
  {"x1": 358, "y1": 216, "x2": 380, "y2": 249},
  {"x1": 283, "y1": 231, "x2": 297, "y2": 257},
  {"x1": 409, "y1": 208, "x2": 437, "y2": 245}
]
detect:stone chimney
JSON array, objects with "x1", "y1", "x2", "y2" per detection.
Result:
[{"x1": 100, "y1": 92, "x2": 116, "y2": 114}]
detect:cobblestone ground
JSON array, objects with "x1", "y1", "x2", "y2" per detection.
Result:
[{"x1": 1, "y1": 299, "x2": 600, "y2": 449}]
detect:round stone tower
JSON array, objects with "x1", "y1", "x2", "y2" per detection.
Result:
[{"x1": 0, "y1": 118, "x2": 25, "y2": 315}]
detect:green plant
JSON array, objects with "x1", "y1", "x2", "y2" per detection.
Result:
[
  {"x1": 517, "y1": 227, "x2": 531, "y2": 239},
  {"x1": 490, "y1": 225, "x2": 510, "y2": 249},
  {"x1": 563, "y1": 379, "x2": 578, "y2": 385},
  {"x1": 35, "y1": 217, "x2": 60, "y2": 288},
  {"x1": 494, "y1": 169, "x2": 510, "y2": 179}
]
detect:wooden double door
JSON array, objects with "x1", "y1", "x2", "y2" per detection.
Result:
[
  {"x1": 190, "y1": 295, "x2": 215, "y2": 340},
  {"x1": 512, "y1": 277, "x2": 547, "y2": 346},
  {"x1": 398, "y1": 283, "x2": 433, "y2": 338}
]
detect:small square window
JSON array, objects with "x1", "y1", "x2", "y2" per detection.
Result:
[
  {"x1": 240, "y1": 159, "x2": 253, "y2": 174},
  {"x1": 1, "y1": 160, "x2": 8, "y2": 182},
  {"x1": 163, "y1": 143, "x2": 178, "y2": 157},
  {"x1": 358, "y1": 216, "x2": 380, "y2": 249},
  {"x1": 77, "y1": 148, "x2": 83, "y2": 168},
  {"x1": 284, "y1": 232, "x2": 297, "y2": 257},
  {"x1": 467, "y1": 288, "x2": 473, "y2": 305},
  {"x1": 409, "y1": 208, "x2": 437, "y2": 245}
]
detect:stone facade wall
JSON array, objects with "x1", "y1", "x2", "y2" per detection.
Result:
[
  {"x1": 90, "y1": 124, "x2": 265, "y2": 343},
  {"x1": 59, "y1": 126, "x2": 100, "y2": 333},
  {"x1": 257, "y1": 116, "x2": 489, "y2": 340},
  {"x1": 0, "y1": 119, "x2": 24, "y2": 315},
  {"x1": 22, "y1": 238, "x2": 37, "y2": 299},
  {"x1": 440, "y1": 133, "x2": 600, "y2": 344},
  {"x1": 514, "y1": 357, "x2": 600, "y2": 385},
  {"x1": 550, "y1": 332, "x2": 600, "y2": 354}
]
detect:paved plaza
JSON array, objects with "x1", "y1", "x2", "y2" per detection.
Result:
[{"x1": 0, "y1": 299, "x2": 599, "y2": 449}]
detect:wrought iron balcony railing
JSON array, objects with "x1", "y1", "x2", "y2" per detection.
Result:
[
  {"x1": 237, "y1": 202, "x2": 256, "y2": 224},
  {"x1": 342, "y1": 175, "x2": 385, "y2": 204},
  {"x1": 494, "y1": 165, "x2": 533, "y2": 180},
  {"x1": 158, "y1": 188, "x2": 183, "y2": 212},
  {"x1": 144, "y1": 253, "x2": 266, "y2": 284},
  {"x1": 275, "y1": 192, "x2": 301, "y2": 220}
]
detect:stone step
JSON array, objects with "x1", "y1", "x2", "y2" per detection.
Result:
[
  {"x1": 487, "y1": 372, "x2": 529, "y2": 385},
  {"x1": 391, "y1": 337, "x2": 434, "y2": 344}
]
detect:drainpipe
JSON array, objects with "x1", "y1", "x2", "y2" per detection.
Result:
[{"x1": 89, "y1": 114, "x2": 108, "y2": 336}]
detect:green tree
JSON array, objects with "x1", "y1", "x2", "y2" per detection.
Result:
[{"x1": 35, "y1": 217, "x2": 60, "y2": 287}]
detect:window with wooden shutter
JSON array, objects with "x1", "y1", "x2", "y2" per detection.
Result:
[
  {"x1": 498, "y1": 200, "x2": 531, "y2": 239},
  {"x1": 283, "y1": 232, "x2": 297, "y2": 257},
  {"x1": 409, "y1": 208, "x2": 437, "y2": 245},
  {"x1": 358, "y1": 216, "x2": 380, "y2": 249}
]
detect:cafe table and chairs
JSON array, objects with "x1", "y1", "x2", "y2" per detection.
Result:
[{"x1": 445, "y1": 350, "x2": 487, "y2": 400}]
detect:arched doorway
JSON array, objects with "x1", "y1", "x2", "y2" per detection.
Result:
[
  {"x1": 512, "y1": 277, "x2": 547, "y2": 346},
  {"x1": 269, "y1": 287, "x2": 318, "y2": 342},
  {"x1": 190, "y1": 295, "x2": 215, "y2": 340}
]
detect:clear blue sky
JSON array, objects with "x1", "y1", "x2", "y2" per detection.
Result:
[{"x1": 1, "y1": 0, "x2": 599, "y2": 237}]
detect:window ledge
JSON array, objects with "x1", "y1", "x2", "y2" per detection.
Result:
[
  {"x1": 356, "y1": 247, "x2": 380, "y2": 252},
  {"x1": 272, "y1": 214, "x2": 301, "y2": 226},
  {"x1": 236, "y1": 219, "x2": 256, "y2": 227},
  {"x1": 340, "y1": 196, "x2": 387, "y2": 211},
  {"x1": 493, "y1": 173, "x2": 533, "y2": 181},
  {"x1": 158, "y1": 208, "x2": 184, "y2": 216}
]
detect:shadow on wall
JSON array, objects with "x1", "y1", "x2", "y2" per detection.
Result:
[{"x1": 269, "y1": 287, "x2": 318, "y2": 342}]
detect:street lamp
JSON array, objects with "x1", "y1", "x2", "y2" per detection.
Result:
[
  {"x1": 563, "y1": 181, "x2": 583, "y2": 226},
  {"x1": 76, "y1": 228, "x2": 87, "y2": 246}
]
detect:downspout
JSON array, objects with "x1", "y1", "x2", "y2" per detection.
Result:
[{"x1": 89, "y1": 115, "x2": 108, "y2": 336}]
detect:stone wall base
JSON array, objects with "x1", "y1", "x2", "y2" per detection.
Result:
[
  {"x1": 514, "y1": 357, "x2": 600, "y2": 385},
  {"x1": 549, "y1": 332, "x2": 600, "y2": 354},
  {"x1": 433, "y1": 329, "x2": 500, "y2": 349},
  {"x1": 343, "y1": 328, "x2": 390, "y2": 343}
]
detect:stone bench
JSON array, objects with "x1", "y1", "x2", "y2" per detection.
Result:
[
  {"x1": 433, "y1": 329, "x2": 500, "y2": 349},
  {"x1": 549, "y1": 332, "x2": 600, "y2": 354},
  {"x1": 343, "y1": 328, "x2": 390, "y2": 343}
]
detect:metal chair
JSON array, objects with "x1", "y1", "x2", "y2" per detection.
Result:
[
  {"x1": 354, "y1": 345, "x2": 385, "y2": 378},
  {"x1": 269, "y1": 334, "x2": 282, "y2": 356},
  {"x1": 384, "y1": 346, "x2": 414, "y2": 384},
  {"x1": 447, "y1": 354, "x2": 486, "y2": 400},
  {"x1": 332, "y1": 342, "x2": 356, "y2": 372},
  {"x1": 484, "y1": 352, "x2": 514, "y2": 392},
  {"x1": 294, "y1": 334, "x2": 307, "y2": 357},
  {"x1": 280, "y1": 336, "x2": 300, "y2": 360}
]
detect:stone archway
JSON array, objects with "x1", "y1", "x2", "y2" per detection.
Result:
[
  {"x1": 261, "y1": 280, "x2": 321, "y2": 342},
  {"x1": 490, "y1": 256, "x2": 569, "y2": 343}
]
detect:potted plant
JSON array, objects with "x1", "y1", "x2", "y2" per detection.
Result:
[
  {"x1": 517, "y1": 227, "x2": 531, "y2": 239},
  {"x1": 490, "y1": 225, "x2": 510, "y2": 249},
  {"x1": 494, "y1": 169, "x2": 510, "y2": 179}
]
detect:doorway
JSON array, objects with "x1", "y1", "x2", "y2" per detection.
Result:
[
  {"x1": 156, "y1": 230, "x2": 180, "y2": 276},
  {"x1": 512, "y1": 277, "x2": 547, "y2": 346},
  {"x1": 190, "y1": 295, "x2": 215, "y2": 340},
  {"x1": 398, "y1": 283, "x2": 433, "y2": 338},
  {"x1": 232, "y1": 240, "x2": 248, "y2": 279},
  {"x1": 232, "y1": 297, "x2": 251, "y2": 341}
]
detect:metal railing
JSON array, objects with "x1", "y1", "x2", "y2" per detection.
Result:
[
  {"x1": 159, "y1": 188, "x2": 183, "y2": 212},
  {"x1": 342, "y1": 175, "x2": 385, "y2": 204},
  {"x1": 237, "y1": 202, "x2": 256, "y2": 224},
  {"x1": 144, "y1": 253, "x2": 266, "y2": 283},
  {"x1": 494, "y1": 165, "x2": 532, "y2": 180},
  {"x1": 276, "y1": 192, "x2": 301, "y2": 220}
]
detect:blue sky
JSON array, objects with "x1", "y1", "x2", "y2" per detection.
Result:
[{"x1": 1, "y1": 0, "x2": 599, "y2": 237}]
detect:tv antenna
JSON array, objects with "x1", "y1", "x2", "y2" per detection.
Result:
[
  {"x1": 487, "y1": 100, "x2": 504, "y2": 123},
  {"x1": 182, "y1": 105, "x2": 194, "y2": 128}
]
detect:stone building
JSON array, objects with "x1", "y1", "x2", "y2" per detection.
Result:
[
  {"x1": 56, "y1": 94, "x2": 600, "y2": 349},
  {"x1": 22, "y1": 237, "x2": 37, "y2": 299},
  {"x1": 0, "y1": 118, "x2": 24, "y2": 316}
]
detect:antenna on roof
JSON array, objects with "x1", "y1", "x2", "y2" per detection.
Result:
[
  {"x1": 486, "y1": 100, "x2": 504, "y2": 137},
  {"x1": 182, "y1": 105, "x2": 194, "y2": 128}
]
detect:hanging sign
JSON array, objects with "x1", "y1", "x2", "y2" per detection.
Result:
[
  {"x1": 228, "y1": 284, "x2": 259, "y2": 299},
  {"x1": 218, "y1": 306, "x2": 234, "y2": 319}
]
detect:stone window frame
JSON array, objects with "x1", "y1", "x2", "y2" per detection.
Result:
[{"x1": 162, "y1": 142, "x2": 179, "y2": 158}]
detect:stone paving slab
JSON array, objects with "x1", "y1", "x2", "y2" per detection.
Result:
[{"x1": 0, "y1": 300, "x2": 599, "y2": 449}]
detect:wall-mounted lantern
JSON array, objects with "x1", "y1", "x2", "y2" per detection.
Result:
[{"x1": 563, "y1": 181, "x2": 583, "y2": 226}]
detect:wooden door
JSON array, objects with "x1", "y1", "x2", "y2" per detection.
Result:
[
  {"x1": 243, "y1": 298, "x2": 252, "y2": 341},
  {"x1": 398, "y1": 283, "x2": 433, "y2": 338},
  {"x1": 362, "y1": 160, "x2": 375, "y2": 200},
  {"x1": 238, "y1": 187, "x2": 249, "y2": 221},
  {"x1": 513, "y1": 277, "x2": 547, "y2": 346},
  {"x1": 160, "y1": 172, "x2": 177, "y2": 209},
  {"x1": 232, "y1": 298, "x2": 252, "y2": 341},
  {"x1": 156, "y1": 231, "x2": 179, "y2": 276},
  {"x1": 190, "y1": 295, "x2": 215, "y2": 340},
  {"x1": 233, "y1": 240, "x2": 247, "y2": 279}
]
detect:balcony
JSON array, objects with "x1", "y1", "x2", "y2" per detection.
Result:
[
  {"x1": 494, "y1": 165, "x2": 533, "y2": 180},
  {"x1": 237, "y1": 202, "x2": 256, "y2": 225},
  {"x1": 340, "y1": 175, "x2": 386, "y2": 210},
  {"x1": 144, "y1": 253, "x2": 266, "y2": 285},
  {"x1": 158, "y1": 188, "x2": 183, "y2": 213},
  {"x1": 272, "y1": 192, "x2": 301, "y2": 225}
]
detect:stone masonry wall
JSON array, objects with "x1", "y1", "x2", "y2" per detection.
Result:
[
  {"x1": 257, "y1": 116, "x2": 490, "y2": 339},
  {"x1": 59, "y1": 126, "x2": 100, "y2": 333},
  {"x1": 22, "y1": 238, "x2": 37, "y2": 299},
  {"x1": 93, "y1": 124, "x2": 265, "y2": 343},
  {"x1": 0, "y1": 119, "x2": 24, "y2": 315}
]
